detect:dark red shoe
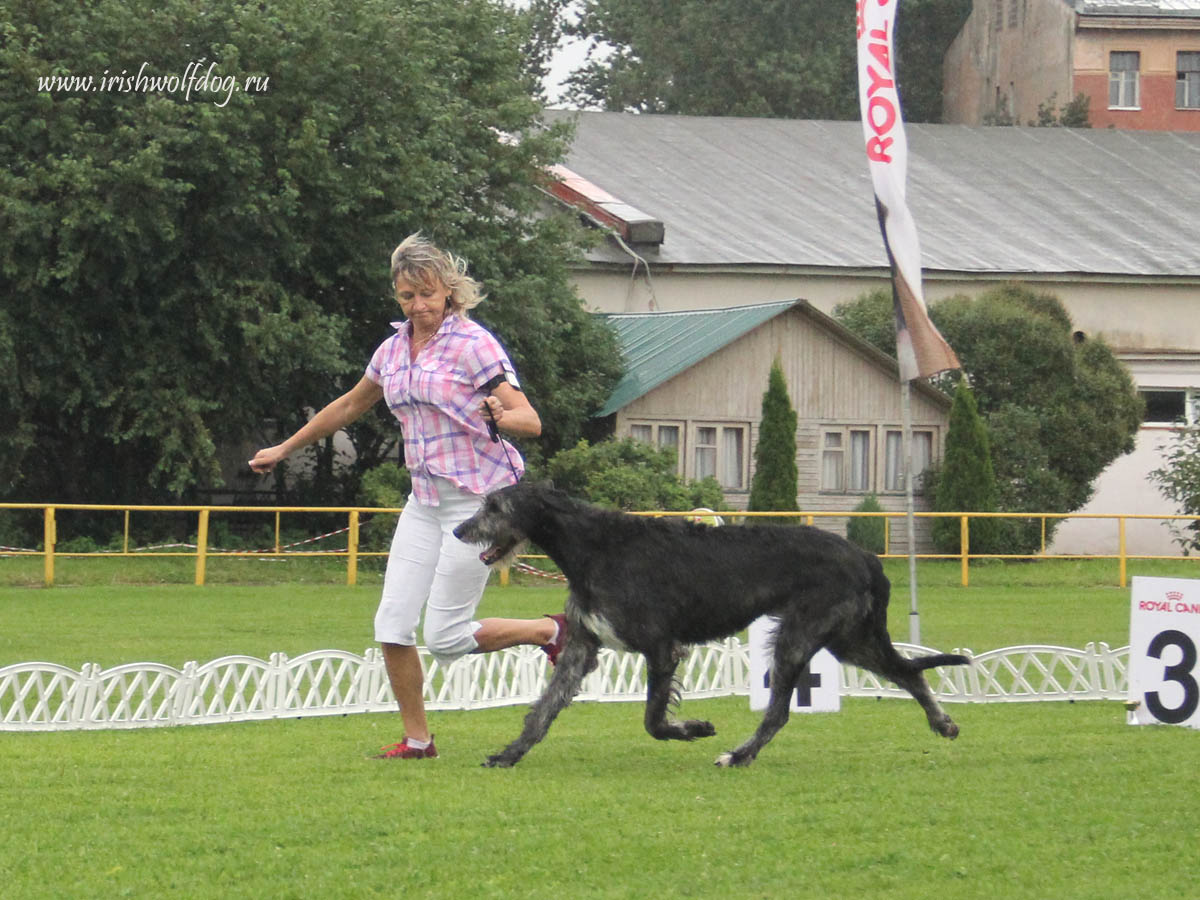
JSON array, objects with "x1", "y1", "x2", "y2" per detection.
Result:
[
  {"x1": 542, "y1": 613, "x2": 568, "y2": 665},
  {"x1": 373, "y1": 735, "x2": 437, "y2": 759}
]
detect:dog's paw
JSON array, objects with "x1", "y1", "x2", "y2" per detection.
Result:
[
  {"x1": 714, "y1": 750, "x2": 753, "y2": 768},
  {"x1": 937, "y1": 719, "x2": 960, "y2": 740},
  {"x1": 482, "y1": 754, "x2": 517, "y2": 768},
  {"x1": 684, "y1": 719, "x2": 717, "y2": 740}
]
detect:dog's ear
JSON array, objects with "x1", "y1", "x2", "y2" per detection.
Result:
[{"x1": 534, "y1": 478, "x2": 556, "y2": 492}]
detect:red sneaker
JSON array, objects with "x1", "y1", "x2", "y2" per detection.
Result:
[
  {"x1": 542, "y1": 613, "x2": 568, "y2": 665},
  {"x1": 373, "y1": 736, "x2": 437, "y2": 759}
]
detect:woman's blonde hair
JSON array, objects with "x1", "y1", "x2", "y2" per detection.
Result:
[{"x1": 389, "y1": 233, "x2": 484, "y2": 317}]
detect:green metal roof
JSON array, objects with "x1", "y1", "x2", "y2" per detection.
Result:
[{"x1": 595, "y1": 300, "x2": 800, "y2": 417}]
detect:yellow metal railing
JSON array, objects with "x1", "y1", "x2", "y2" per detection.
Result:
[
  {"x1": 3, "y1": 502, "x2": 402, "y2": 588},
  {"x1": 2, "y1": 503, "x2": 1197, "y2": 589}
]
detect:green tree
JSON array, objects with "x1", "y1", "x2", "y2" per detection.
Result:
[
  {"x1": 892, "y1": 0, "x2": 975, "y2": 124},
  {"x1": 563, "y1": 0, "x2": 971, "y2": 123},
  {"x1": 930, "y1": 377, "x2": 999, "y2": 553},
  {"x1": 1150, "y1": 423, "x2": 1200, "y2": 555},
  {"x1": 748, "y1": 358, "x2": 799, "y2": 523},
  {"x1": 846, "y1": 493, "x2": 886, "y2": 554},
  {"x1": 834, "y1": 284, "x2": 1142, "y2": 550},
  {"x1": 356, "y1": 462, "x2": 412, "y2": 554},
  {"x1": 0, "y1": 0, "x2": 620, "y2": 507},
  {"x1": 545, "y1": 438, "x2": 722, "y2": 511},
  {"x1": 832, "y1": 287, "x2": 898, "y2": 358},
  {"x1": 1030, "y1": 92, "x2": 1092, "y2": 128},
  {"x1": 518, "y1": 0, "x2": 575, "y2": 91}
]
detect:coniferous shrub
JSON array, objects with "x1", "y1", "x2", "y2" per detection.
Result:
[
  {"x1": 748, "y1": 358, "x2": 799, "y2": 524},
  {"x1": 932, "y1": 378, "x2": 1000, "y2": 553},
  {"x1": 846, "y1": 493, "x2": 887, "y2": 554}
]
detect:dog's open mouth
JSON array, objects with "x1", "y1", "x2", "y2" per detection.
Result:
[{"x1": 479, "y1": 541, "x2": 518, "y2": 566}]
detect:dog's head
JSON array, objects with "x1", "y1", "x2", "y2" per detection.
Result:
[{"x1": 454, "y1": 481, "x2": 556, "y2": 566}]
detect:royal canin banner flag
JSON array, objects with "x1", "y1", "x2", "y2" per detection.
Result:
[{"x1": 856, "y1": 0, "x2": 960, "y2": 381}]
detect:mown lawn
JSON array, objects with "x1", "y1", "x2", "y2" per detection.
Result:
[{"x1": 2, "y1": 558, "x2": 1198, "y2": 899}]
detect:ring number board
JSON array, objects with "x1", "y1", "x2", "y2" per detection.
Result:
[
  {"x1": 748, "y1": 617, "x2": 841, "y2": 713},
  {"x1": 1128, "y1": 576, "x2": 1200, "y2": 729}
]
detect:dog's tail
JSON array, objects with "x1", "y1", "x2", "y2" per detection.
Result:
[{"x1": 909, "y1": 653, "x2": 971, "y2": 671}]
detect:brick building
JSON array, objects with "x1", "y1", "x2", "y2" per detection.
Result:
[{"x1": 943, "y1": 0, "x2": 1200, "y2": 130}]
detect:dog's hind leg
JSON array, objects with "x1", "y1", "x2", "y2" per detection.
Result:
[
  {"x1": 643, "y1": 645, "x2": 716, "y2": 742},
  {"x1": 835, "y1": 637, "x2": 962, "y2": 739},
  {"x1": 833, "y1": 561, "x2": 966, "y2": 739},
  {"x1": 483, "y1": 630, "x2": 600, "y2": 768}
]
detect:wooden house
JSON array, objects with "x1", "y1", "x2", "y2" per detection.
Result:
[{"x1": 594, "y1": 300, "x2": 951, "y2": 539}]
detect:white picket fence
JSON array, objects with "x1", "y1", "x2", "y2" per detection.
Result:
[{"x1": 0, "y1": 641, "x2": 1131, "y2": 732}]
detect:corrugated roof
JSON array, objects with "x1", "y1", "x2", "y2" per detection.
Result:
[
  {"x1": 1076, "y1": 0, "x2": 1200, "y2": 15},
  {"x1": 545, "y1": 111, "x2": 1200, "y2": 278},
  {"x1": 596, "y1": 300, "x2": 798, "y2": 417}
]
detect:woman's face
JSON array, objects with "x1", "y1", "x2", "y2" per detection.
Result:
[{"x1": 395, "y1": 275, "x2": 450, "y2": 332}]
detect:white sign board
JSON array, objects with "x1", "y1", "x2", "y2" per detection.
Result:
[
  {"x1": 1128, "y1": 576, "x2": 1200, "y2": 729},
  {"x1": 748, "y1": 616, "x2": 841, "y2": 713}
]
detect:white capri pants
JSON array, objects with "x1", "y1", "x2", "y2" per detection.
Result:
[{"x1": 374, "y1": 477, "x2": 492, "y2": 666}]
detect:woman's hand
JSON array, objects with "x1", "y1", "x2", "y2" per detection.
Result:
[
  {"x1": 482, "y1": 384, "x2": 541, "y2": 438},
  {"x1": 480, "y1": 395, "x2": 505, "y2": 429},
  {"x1": 248, "y1": 444, "x2": 289, "y2": 474}
]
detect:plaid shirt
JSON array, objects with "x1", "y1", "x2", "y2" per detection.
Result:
[{"x1": 366, "y1": 316, "x2": 525, "y2": 505}]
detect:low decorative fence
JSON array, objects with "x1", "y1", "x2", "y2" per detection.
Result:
[{"x1": 0, "y1": 641, "x2": 1130, "y2": 732}]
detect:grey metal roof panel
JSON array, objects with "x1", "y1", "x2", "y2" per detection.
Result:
[
  {"x1": 546, "y1": 111, "x2": 1200, "y2": 278},
  {"x1": 596, "y1": 300, "x2": 798, "y2": 417},
  {"x1": 1077, "y1": 1, "x2": 1200, "y2": 16}
]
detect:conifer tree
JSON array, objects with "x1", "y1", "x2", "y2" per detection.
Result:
[
  {"x1": 932, "y1": 377, "x2": 998, "y2": 552},
  {"x1": 748, "y1": 358, "x2": 799, "y2": 523}
]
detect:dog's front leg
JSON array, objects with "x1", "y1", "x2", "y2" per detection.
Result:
[
  {"x1": 483, "y1": 630, "x2": 599, "y2": 768},
  {"x1": 643, "y1": 646, "x2": 715, "y2": 741}
]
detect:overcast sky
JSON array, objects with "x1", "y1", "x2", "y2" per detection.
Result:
[{"x1": 504, "y1": 0, "x2": 607, "y2": 106}]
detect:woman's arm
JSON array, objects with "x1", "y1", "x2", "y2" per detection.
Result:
[
  {"x1": 481, "y1": 382, "x2": 541, "y2": 439},
  {"x1": 249, "y1": 376, "x2": 384, "y2": 473}
]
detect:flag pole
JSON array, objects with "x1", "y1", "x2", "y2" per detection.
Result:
[
  {"x1": 901, "y1": 379, "x2": 920, "y2": 644},
  {"x1": 857, "y1": 1, "x2": 959, "y2": 646}
]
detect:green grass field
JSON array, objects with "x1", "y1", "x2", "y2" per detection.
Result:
[{"x1": 3, "y1": 559, "x2": 1199, "y2": 898}]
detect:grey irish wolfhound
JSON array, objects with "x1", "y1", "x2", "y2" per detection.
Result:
[{"x1": 453, "y1": 481, "x2": 969, "y2": 768}]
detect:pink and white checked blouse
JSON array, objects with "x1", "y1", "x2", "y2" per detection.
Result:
[{"x1": 365, "y1": 317, "x2": 525, "y2": 505}]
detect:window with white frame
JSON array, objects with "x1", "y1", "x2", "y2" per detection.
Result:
[
  {"x1": 1109, "y1": 51, "x2": 1140, "y2": 108},
  {"x1": 693, "y1": 423, "x2": 747, "y2": 491},
  {"x1": 1139, "y1": 389, "x2": 1199, "y2": 426},
  {"x1": 628, "y1": 420, "x2": 684, "y2": 471},
  {"x1": 884, "y1": 429, "x2": 935, "y2": 493},
  {"x1": 821, "y1": 431, "x2": 845, "y2": 491},
  {"x1": 821, "y1": 427, "x2": 878, "y2": 493},
  {"x1": 1177, "y1": 52, "x2": 1200, "y2": 109}
]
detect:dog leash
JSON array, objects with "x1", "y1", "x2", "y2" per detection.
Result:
[{"x1": 484, "y1": 401, "x2": 523, "y2": 482}]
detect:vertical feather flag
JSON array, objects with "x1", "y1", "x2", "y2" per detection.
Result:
[{"x1": 856, "y1": 0, "x2": 959, "y2": 381}]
